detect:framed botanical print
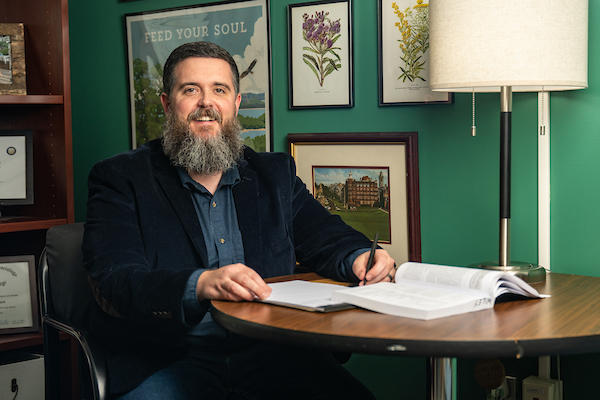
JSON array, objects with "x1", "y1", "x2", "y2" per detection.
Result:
[
  {"x1": 378, "y1": 0, "x2": 451, "y2": 105},
  {"x1": 288, "y1": 0, "x2": 354, "y2": 109}
]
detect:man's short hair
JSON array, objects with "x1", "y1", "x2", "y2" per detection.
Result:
[{"x1": 162, "y1": 41, "x2": 240, "y2": 97}]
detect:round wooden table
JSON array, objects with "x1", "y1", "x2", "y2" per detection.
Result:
[{"x1": 212, "y1": 272, "x2": 600, "y2": 399}]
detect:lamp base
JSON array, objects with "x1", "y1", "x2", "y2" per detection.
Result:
[{"x1": 468, "y1": 261, "x2": 546, "y2": 283}]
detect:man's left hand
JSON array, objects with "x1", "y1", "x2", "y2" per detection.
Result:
[{"x1": 352, "y1": 249, "x2": 396, "y2": 285}]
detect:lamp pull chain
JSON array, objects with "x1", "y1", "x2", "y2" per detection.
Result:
[
  {"x1": 540, "y1": 86, "x2": 546, "y2": 136},
  {"x1": 471, "y1": 89, "x2": 476, "y2": 136}
]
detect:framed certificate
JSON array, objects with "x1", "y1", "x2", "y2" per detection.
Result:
[
  {"x1": 0, "y1": 129, "x2": 33, "y2": 206},
  {"x1": 0, "y1": 255, "x2": 40, "y2": 334}
]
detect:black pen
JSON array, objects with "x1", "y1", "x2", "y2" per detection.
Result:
[{"x1": 363, "y1": 232, "x2": 379, "y2": 285}]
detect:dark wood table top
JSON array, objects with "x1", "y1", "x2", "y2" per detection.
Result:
[{"x1": 211, "y1": 272, "x2": 600, "y2": 359}]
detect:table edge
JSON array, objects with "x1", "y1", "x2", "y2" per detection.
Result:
[{"x1": 211, "y1": 301, "x2": 600, "y2": 359}]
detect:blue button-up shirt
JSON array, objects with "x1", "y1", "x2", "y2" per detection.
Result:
[
  {"x1": 177, "y1": 166, "x2": 245, "y2": 339},
  {"x1": 179, "y1": 166, "x2": 245, "y2": 270},
  {"x1": 177, "y1": 166, "x2": 367, "y2": 340}
]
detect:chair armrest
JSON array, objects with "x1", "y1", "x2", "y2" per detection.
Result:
[{"x1": 43, "y1": 316, "x2": 108, "y2": 400}]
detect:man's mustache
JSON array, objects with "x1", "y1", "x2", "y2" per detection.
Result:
[{"x1": 188, "y1": 107, "x2": 223, "y2": 124}]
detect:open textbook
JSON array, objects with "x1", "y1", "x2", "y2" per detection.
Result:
[{"x1": 331, "y1": 262, "x2": 547, "y2": 320}]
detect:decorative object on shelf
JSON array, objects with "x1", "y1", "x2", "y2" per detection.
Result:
[
  {"x1": 0, "y1": 23, "x2": 26, "y2": 95},
  {"x1": 287, "y1": 132, "x2": 421, "y2": 264},
  {"x1": 429, "y1": 0, "x2": 588, "y2": 282},
  {"x1": 125, "y1": 0, "x2": 272, "y2": 152},
  {"x1": 288, "y1": 0, "x2": 353, "y2": 109},
  {"x1": 0, "y1": 130, "x2": 33, "y2": 216},
  {"x1": 377, "y1": 0, "x2": 450, "y2": 106},
  {"x1": 0, "y1": 255, "x2": 39, "y2": 335}
]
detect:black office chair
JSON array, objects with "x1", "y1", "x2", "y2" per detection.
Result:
[{"x1": 39, "y1": 222, "x2": 108, "y2": 400}]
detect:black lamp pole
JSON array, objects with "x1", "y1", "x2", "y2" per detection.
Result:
[
  {"x1": 499, "y1": 86, "x2": 512, "y2": 267},
  {"x1": 471, "y1": 86, "x2": 546, "y2": 283}
]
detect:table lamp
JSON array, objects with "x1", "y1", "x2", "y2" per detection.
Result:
[{"x1": 428, "y1": 0, "x2": 588, "y2": 282}]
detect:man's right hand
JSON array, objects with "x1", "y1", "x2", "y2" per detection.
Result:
[{"x1": 196, "y1": 263, "x2": 272, "y2": 302}]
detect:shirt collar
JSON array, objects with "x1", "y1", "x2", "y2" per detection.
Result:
[{"x1": 177, "y1": 165, "x2": 241, "y2": 194}]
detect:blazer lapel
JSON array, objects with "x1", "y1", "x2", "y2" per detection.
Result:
[
  {"x1": 234, "y1": 163, "x2": 261, "y2": 269},
  {"x1": 151, "y1": 151, "x2": 209, "y2": 267}
]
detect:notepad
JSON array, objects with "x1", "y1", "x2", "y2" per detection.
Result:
[{"x1": 257, "y1": 280, "x2": 355, "y2": 312}]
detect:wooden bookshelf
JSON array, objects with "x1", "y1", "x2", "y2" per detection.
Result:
[{"x1": 1, "y1": 0, "x2": 76, "y2": 398}]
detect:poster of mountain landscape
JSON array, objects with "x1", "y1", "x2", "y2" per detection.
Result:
[{"x1": 126, "y1": 0, "x2": 270, "y2": 150}]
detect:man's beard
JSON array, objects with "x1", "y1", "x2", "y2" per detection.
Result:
[{"x1": 162, "y1": 107, "x2": 244, "y2": 175}]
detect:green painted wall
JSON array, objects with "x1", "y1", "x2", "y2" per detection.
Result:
[{"x1": 68, "y1": 1, "x2": 600, "y2": 398}]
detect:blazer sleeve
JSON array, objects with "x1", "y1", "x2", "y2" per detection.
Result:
[
  {"x1": 237, "y1": 149, "x2": 373, "y2": 283},
  {"x1": 286, "y1": 156, "x2": 374, "y2": 283},
  {"x1": 82, "y1": 155, "x2": 205, "y2": 330}
]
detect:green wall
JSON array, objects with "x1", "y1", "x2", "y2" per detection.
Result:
[{"x1": 68, "y1": 1, "x2": 600, "y2": 398}]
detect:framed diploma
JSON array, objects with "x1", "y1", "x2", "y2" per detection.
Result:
[
  {"x1": 0, "y1": 129, "x2": 33, "y2": 206},
  {"x1": 0, "y1": 255, "x2": 40, "y2": 334}
]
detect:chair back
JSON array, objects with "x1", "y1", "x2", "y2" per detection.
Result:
[{"x1": 40, "y1": 222, "x2": 90, "y2": 327}]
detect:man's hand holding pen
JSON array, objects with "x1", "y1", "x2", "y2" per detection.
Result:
[{"x1": 352, "y1": 234, "x2": 396, "y2": 285}]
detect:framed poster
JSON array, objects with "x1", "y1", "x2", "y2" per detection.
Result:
[
  {"x1": 288, "y1": 132, "x2": 421, "y2": 264},
  {"x1": 0, "y1": 255, "x2": 39, "y2": 335},
  {"x1": 288, "y1": 0, "x2": 353, "y2": 109},
  {"x1": 0, "y1": 23, "x2": 26, "y2": 95},
  {"x1": 378, "y1": 0, "x2": 451, "y2": 105},
  {"x1": 126, "y1": 0, "x2": 272, "y2": 151}
]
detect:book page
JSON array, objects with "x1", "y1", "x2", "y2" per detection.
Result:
[
  {"x1": 396, "y1": 262, "x2": 502, "y2": 296},
  {"x1": 396, "y1": 262, "x2": 542, "y2": 299},
  {"x1": 331, "y1": 282, "x2": 493, "y2": 320},
  {"x1": 356, "y1": 283, "x2": 492, "y2": 310},
  {"x1": 491, "y1": 273, "x2": 543, "y2": 298}
]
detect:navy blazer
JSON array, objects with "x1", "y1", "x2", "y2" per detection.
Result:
[{"x1": 82, "y1": 140, "x2": 372, "y2": 394}]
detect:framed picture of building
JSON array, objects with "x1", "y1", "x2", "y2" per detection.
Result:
[{"x1": 288, "y1": 132, "x2": 421, "y2": 264}]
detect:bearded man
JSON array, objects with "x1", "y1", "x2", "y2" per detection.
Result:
[{"x1": 83, "y1": 41, "x2": 395, "y2": 400}]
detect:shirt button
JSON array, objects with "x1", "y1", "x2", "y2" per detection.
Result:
[
  {"x1": 212, "y1": 202, "x2": 217, "y2": 208},
  {"x1": 220, "y1": 238, "x2": 225, "y2": 244}
]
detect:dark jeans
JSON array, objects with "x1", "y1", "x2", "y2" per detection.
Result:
[{"x1": 114, "y1": 334, "x2": 375, "y2": 400}]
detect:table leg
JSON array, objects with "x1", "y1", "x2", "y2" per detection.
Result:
[{"x1": 428, "y1": 357, "x2": 453, "y2": 400}]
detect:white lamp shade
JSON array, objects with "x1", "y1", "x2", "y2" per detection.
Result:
[{"x1": 429, "y1": 0, "x2": 588, "y2": 93}]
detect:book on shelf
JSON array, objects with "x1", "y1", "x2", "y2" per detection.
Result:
[{"x1": 331, "y1": 262, "x2": 547, "y2": 320}]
